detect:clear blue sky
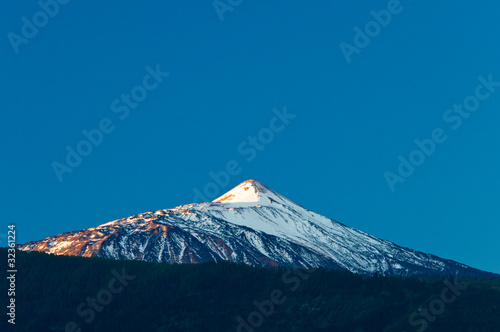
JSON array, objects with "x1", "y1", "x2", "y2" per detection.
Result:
[{"x1": 1, "y1": 1, "x2": 499, "y2": 274}]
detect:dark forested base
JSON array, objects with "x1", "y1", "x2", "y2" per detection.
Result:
[{"x1": 1, "y1": 248, "x2": 499, "y2": 332}]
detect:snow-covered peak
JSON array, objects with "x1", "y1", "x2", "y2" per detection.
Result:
[
  {"x1": 212, "y1": 180, "x2": 291, "y2": 206},
  {"x1": 206, "y1": 179, "x2": 335, "y2": 241},
  {"x1": 213, "y1": 180, "x2": 261, "y2": 203}
]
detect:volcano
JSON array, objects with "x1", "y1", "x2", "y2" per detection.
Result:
[{"x1": 18, "y1": 180, "x2": 499, "y2": 278}]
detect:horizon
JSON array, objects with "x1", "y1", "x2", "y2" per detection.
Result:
[{"x1": 2, "y1": 1, "x2": 500, "y2": 274}]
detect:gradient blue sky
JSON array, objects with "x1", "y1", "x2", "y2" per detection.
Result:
[{"x1": 2, "y1": 1, "x2": 499, "y2": 273}]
